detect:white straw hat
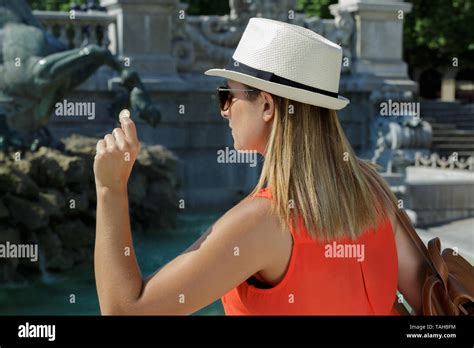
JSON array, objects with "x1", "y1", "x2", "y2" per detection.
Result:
[{"x1": 205, "y1": 17, "x2": 349, "y2": 110}]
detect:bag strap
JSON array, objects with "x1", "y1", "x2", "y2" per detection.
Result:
[{"x1": 427, "y1": 238, "x2": 449, "y2": 290}]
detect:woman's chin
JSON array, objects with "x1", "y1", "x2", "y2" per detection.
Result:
[
  {"x1": 234, "y1": 143, "x2": 248, "y2": 152},
  {"x1": 232, "y1": 139, "x2": 240, "y2": 150},
  {"x1": 233, "y1": 139, "x2": 254, "y2": 152}
]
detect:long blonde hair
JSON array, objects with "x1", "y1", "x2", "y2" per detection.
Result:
[{"x1": 249, "y1": 94, "x2": 400, "y2": 241}]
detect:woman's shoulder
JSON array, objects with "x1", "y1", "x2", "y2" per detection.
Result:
[
  {"x1": 222, "y1": 188, "x2": 275, "y2": 226},
  {"x1": 215, "y1": 188, "x2": 285, "y2": 248},
  {"x1": 180, "y1": 190, "x2": 281, "y2": 265}
]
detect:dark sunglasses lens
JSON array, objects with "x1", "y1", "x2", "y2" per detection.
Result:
[{"x1": 218, "y1": 89, "x2": 230, "y2": 111}]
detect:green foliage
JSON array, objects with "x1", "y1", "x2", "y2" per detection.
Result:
[
  {"x1": 297, "y1": 0, "x2": 338, "y2": 18},
  {"x1": 26, "y1": 0, "x2": 87, "y2": 12},
  {"x1": 403, "y1": 0, "x2": 474, "y2": 70},
  {"x1": 296, "y1": 0, "x2": 473, "y2": 71}
]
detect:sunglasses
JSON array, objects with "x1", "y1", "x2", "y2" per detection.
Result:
[{"x1": 216, "y1": 86, "x2": 255, "y2": 112}]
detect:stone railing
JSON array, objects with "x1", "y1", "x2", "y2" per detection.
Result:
[
  {"x1": 33, "y1": 10, "x2": 117, "y2": 51},
  {"x1": 415, "y1": 152, "x2": 474, "y2": 171}
]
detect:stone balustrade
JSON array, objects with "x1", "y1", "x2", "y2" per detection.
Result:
[
  {"x1": 415, "y1": 153, "x2": 474, "y2": 172},
  {"x1": 33, "y1": 10, "x2": 117, "y2": 51}
]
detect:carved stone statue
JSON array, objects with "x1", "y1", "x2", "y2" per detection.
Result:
[
  {"x1": 369, "y1": 90, "x2": 432, "y2": 175},
  {"x1": 172, "y1": 0, "x2": 354, "y2": 73},
  {"x1": 0, "y1": 0, "x2": 160, "y2": 152}
]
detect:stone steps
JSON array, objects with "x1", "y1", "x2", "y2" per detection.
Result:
[
  {"x1": 420, "y1": 102, "x2": 474, "y2": 158},
  {"x1": 431, "y1": 130, "x2": 474, "y2": 156},
  {"x1": 430, "y1": 148, "x2": 474, "y2": 157},
  {"x1": 432, "y1": 136, "x2": 474, "y2": 143},
  {"x1": 432, "y1": 143, "x2": 474, "y2": 149},
  {"x1": 433, "y1": 129, "x2": 474, "y2": 135},
  {"x1": 425, "y1": 114, "x2": 474, "y2": 119},
  {"x1": 429, "y1": 122, "x2": 474, "y2": 130}
]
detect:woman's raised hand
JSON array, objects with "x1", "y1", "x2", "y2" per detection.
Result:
[{"x1": 93, "y1": 109, "x2": 141, "y2": 193}]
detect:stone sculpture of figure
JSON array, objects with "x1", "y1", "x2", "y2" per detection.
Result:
[{"x1": 0, "y1": 0, "x2": 161, "y2": 151}]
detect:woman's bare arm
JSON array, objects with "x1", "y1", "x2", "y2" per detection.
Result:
[
  {"x1": 388, "y1": 208, "x2": 429, "y2": 315},
  {"x1": 93, "y1": 115, "x2": 279, "y2": 315},
  {"x1": 95, "y1": 189, "x2": 277, "y2": 315}
]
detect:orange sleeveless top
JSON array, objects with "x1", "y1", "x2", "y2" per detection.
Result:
[{"x1": 221, "y1": 187, "x2": 399, "y2": 315}]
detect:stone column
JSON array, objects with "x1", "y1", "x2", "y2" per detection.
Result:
[
  {"x1": 100, "y1": 0, "x2": 180, "y2": 77},
  {"x1": 332, "y1": 0, "x2": 412, "y2": 78},
  {"x1": 441, "y1": 67, "x2": 456, "y2": 101}
]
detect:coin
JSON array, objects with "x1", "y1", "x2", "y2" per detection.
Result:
[{"x1": 119, "y1": 109, "x2": 130, "y2": 120}]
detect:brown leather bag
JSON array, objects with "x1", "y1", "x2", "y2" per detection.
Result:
[{"x1": 395, "y1": 207, "x2": 474, "y2": 315}]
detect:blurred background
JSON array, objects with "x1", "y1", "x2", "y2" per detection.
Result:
[{"x1": 0, "y1": 0, "x2": 473, "y2": 315}]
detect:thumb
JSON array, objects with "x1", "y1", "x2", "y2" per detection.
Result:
[{"x1": 119, "y1": 109, "x2": 138, "y2": 144}]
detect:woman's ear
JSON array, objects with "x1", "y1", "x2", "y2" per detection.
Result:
[{"x1": 261, "y1": 92, "x2": 275, "y2": 122}]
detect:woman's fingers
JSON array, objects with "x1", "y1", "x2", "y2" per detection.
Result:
[
  {"x1": 95, "y1": 109, "x2": 139, "y2": 159},
  {"x1": 96, "y1": 139, "x2": 106, "y2": 155},
  {"x1": 112, "y1": 128, "x2": 126, "y2": 149},
  {"x1": 104, "y1": 133, "x2": 116, "y2": 150},
  {"x1": 118, "y1": 109, "x2": 139, "y2": 149},
  {"x1": 120, "y1": 117, "x2": 139, "y2": 147}
]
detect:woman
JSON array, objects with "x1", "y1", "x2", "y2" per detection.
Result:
[{"x1": 94, "y1": 18, "x2": 426, "y2": 315}]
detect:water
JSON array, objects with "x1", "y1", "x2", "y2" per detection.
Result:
[{"x1": 0, "y1": 212, "x2": 225, "y2": 315}]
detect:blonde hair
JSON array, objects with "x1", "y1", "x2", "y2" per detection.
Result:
[{"x1": 249, "y1": 95, "x2": 400, "y2": 241}]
